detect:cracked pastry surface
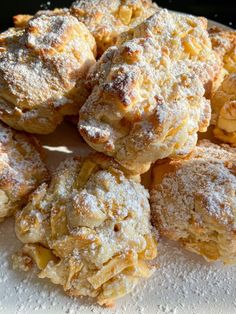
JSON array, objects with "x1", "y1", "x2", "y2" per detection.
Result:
[
  {"x1": 211, "y1": 73, "x2": 236, "y2": 144},
  {"x1": 0, "y1": 13, "x2": 96, "y2": 134},
  {"x1": 150, "y1": 140, "x2": 236, "y2": 264},
  {"x1": 209, "y1": 27, "x2": 236, "y2": 91},
  {"x1": 70, "y1": 0, "x2": 158, "y2": 57},
  {"x1": 78, "y1": 9, "x2": 217, "y2": 174},
  {"x1": 13, "y1": 8, "x2": 70, "y2": 28},
  {"x1": 117, "y1": 9, "x2": 220, "y2": 96},
  {"x1": 0, "y1": 122, "x2": 49, "y2": 221},
  {"x1": 14, "y1": 154, "x2": 157, "y2": 306}
]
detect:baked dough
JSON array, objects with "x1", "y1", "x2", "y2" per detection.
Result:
[
  {"x1": 79, "y1": 10, "x2": 217, "y2": 174},
  {"x1": 13, "y1": 8, "x2": 70, "y2": 28},
  {"x1": 0, "y1": 122, "x2": 49, "y2": 221},
  {"x1": 151, "y1": 140, "x2": 236, "y2": 264},
  {"x1": 209, "y1": 27, "x2": 236, "y2": 91},
  {"x1": 117, "y1": 9, "x2": 220, "y2": 95},
  {"x1": 70, "y1": 0, "x2": 158, "y2": 57},
  {"x1": 0, "y1": 13, "x2": 96, "y2": 134},
  {"x1": 211, "y1": 73, "x2": 236, "y2": 144},
  {"x1": 15, "y1": 154, "x2": 157, "y2": 306},
  {"x1": 13, "y1": 14, "x2": 33, "y2": 28}
]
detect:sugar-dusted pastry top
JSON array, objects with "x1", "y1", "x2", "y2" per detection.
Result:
[
  {"x1": 209, "y1": 27, "x2": 236, "y2": 73},
  {"x1": 117, "y1": 8, "x2": 220, "y2": 95},
  {"x1": 211, "y1": 73, "x2": 236, "y2": 144},
  {"x1": 0, "y1": 13, "x2": 96, "y2": 134},
  {"x1": 13, "y1": 8, "x2": 70, "y2": 28},
  {"x1": 79, "y1": 10, "x2": 216, "y2": 174},
  {"x1": 209, "y1": 27, "x2": 236, "y2": 91},
  {"x1": 151, "y1": 140, "x2": 236, "y2": 264},
  {"x1": 70, "y1": 0, "x2": 158, "y2": 56},
  {"x1": 14, "y1": 154, "x2": 157, "y2": 306},
  {"x1": 118, "y1": 9, "x2": 208, "y2": 56},
  {"x1": 0, "y1": 122, "x2": 49, "y2": 221}
]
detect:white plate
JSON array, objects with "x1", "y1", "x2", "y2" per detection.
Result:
[{"x1": 0, "y1": 16, "x2": 235, "y2": 314}]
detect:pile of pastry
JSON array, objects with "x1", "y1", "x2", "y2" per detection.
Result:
[{"x1": 0, "y1": 0, "x2": 235, "y2": 307}]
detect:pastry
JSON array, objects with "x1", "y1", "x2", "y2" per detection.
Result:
[
  {"x1": 14, "y1": 154, "x2": 157, "y2": 306},
  {"x1": 0, "y1": 122, "x2": 49, "y2": 221},
  {"x1": 150, "y1": 140, "x2": 236, "y2": 264},
  {"x1": 13, "y1": 8, "x2": 71, "y2": 28},
  {"x1": 70, "y1": 0, "x2": 158, "y2": 57},
  {"x1": 209, "y1": 27, "x2": 236, "y2": 90},
  {"x1": 0, "y1": 13, "x2": 96, "y2": 134},
  {"x1": 117, "y1": 9, "x2": 220, "y2": 96},
  {"x1": 13, "y1": 8, "x2": 70, "y2": 28},
  {"x1": 211, "y1": 73, "x2": 236, "y2": 144},
  {"x1": 13, "y1": 14, "x2": 33, "y2": 28},
  {"x1": 78, "y1": 9, "x2": 215, "y2": 174}
]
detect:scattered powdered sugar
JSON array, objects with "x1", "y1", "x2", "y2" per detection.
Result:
[
  {"x1": 0, "y1": 13, "x2": 95, "y2": 133},
  {"x1": 209, "y1": 27, "x2": 236, "y2": 58},
  {"x1": 2, "y1": 218, "x2": 236, "y2": 314},
  {"x1": 26, "y1": 15, "x2": 78, "y2": 53},
  {"x1": 79, "y1": 119, "x2": 111, "y2": 140},
  {"x1": 0, "y1": 9, "x2": 234, "y2": 313},
  {"x1": 78, "y1": 9, "x2": 217, "y2": 172},
  {"x1": 1, "y1": 129, "x2": 236, "y2": 313},
  {"x1": 85, "y1": 169, "x2": 149, "y2": 219},
  {"x1": 151, "y1": 141, "x2": 236, "y2": 264},
  {"x1": 0, "y1": 122, "x2": 48, "y2": 204},
  {"x1": 53, "y1": 96, "x2": 73, "y2": 108},
  {"x1": 70, "y1": 0, "x2": 158, "y2": 39},
  {"x1": 152, "y1": 142, "x2": 236, "y2": 227}
]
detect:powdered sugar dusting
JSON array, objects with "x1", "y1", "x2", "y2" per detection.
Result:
[
  {"x1": 70, "y1": 0, "x2": 158, "y2": 55},
  {"x1": 26, "y1": 15, "x2": 79, "y2": 53},
  {"x1": 152, "y1": 141, "x2": 236, "y2": 225},
  {"x1": 0, "y1": 122, "x2": 48, "y2": 219},
  {"x1": 79, "y1": 32, "x2": 212, "y2": 173},
  {"x1": 2, "y1": 218, "x2": 236, "y2": 313},
  {"x1": 1, "y1": 124, "x2": 236, "y2": 312},
  {"x1": 14, "y1": 151, "x2": 156, "y2": 305},
  {"x1": 0, "y1": 13, "x2": 96, "y2": 133},
  {"x1": 151, "y1": 141, "x2": 236, "y2": 263}
]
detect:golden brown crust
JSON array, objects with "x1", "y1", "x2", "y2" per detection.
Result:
[
  {"x1": 151, "y1": 140, "x2": 236, "y2": 263},
  {"x1": 0, "y1": 13, "x2": 96, "y2": 134},
  {"x1": 211, "y1": 73, "x2": 236, "y2": 144},
  {"x1": 209, "y1": 27, "x2": 236, "y2": 91},
  {"x1": 70, "y1": 0, "x2": 158, "y2": 57},
  {"x1": 78, "y1": 9, "x2": 218, "y2": 174},
  {"x1": 13, "y1": 8, "x2": 71, "y2": 29},
  {"x1": 13, "y1": 14, "x2": 33, "y2": 28},
  {"x1": 15, "y1": 153, "x2": 157, "y2": 306},
  {"x1": 117, "y1": 10, "x2": 220, "y2": 98},
  {"x1": 209, "y1": 27, "x2": 236, "y2": 71},
  {"x1": 0, "y1": 122, "x2": 49, "y2": 221}
]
